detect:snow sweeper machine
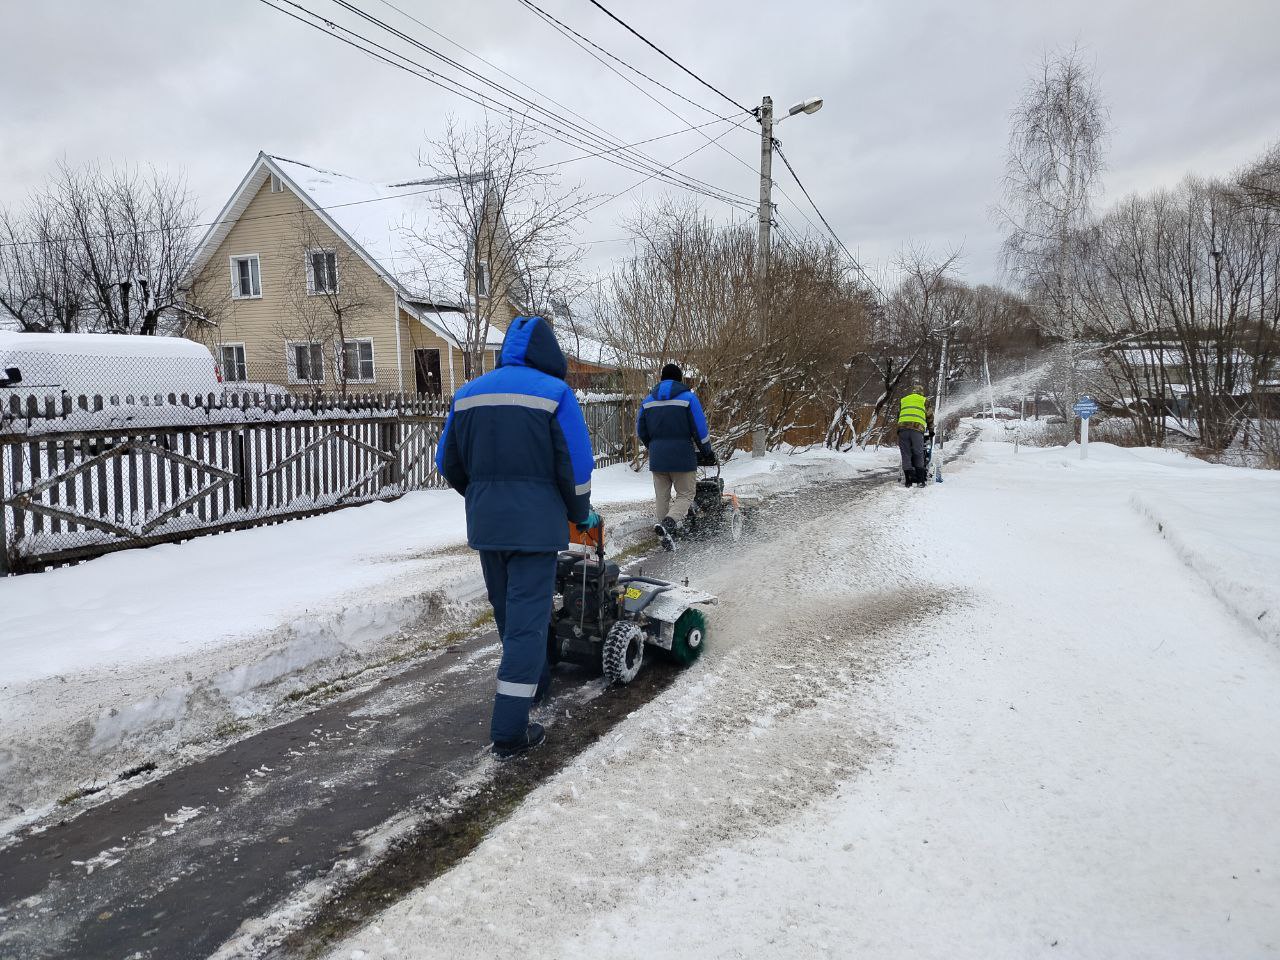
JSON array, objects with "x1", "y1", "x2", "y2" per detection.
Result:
[{"x1": 549, "y1": 520, "x2": 716, "y2": 685}]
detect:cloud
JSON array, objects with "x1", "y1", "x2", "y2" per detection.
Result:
[{"x1": 2, "y1": 0, "x2": 1277, "y2": 285}]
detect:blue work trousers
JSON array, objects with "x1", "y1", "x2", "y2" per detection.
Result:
[{"x1": 479, "y1": 550, "x2": 556, "y2": 744}]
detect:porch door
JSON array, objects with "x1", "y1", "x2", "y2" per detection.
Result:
[{"x1": 414, "y1": 348, "x2": 442, "y2": 396}]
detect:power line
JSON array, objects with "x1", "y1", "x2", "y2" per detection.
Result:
[
  {"x1": 583, "y1": 0, "x2": 752, "y2": 116},
  {"x1": 329, "y1": 0, "x2": 751, "y2": 205},
  {"x1": 583, "y1": 120, "x2": 741, "y2": 215},
  {"x1": 517, "y1": 0, "x2": 759, "y2": 183},
  {"x1": 532, "y1": 116, "x2": 736, "y2": 171},
  {"x1": 0, "y1": 120, "x2": 737, "y2": 251},
  {"x1": 772, "y1": 142, "x2": 887, "y2": 301},
  {"x1": 514, "y1": 0, "x2": 870, "y2": 288},
  {"x1": 372, "y1": 0, "x2": 747, "y2": 198},
  {"x1": 258, "y1": 0, "x2": 755, "y2": 211},
  {"x1": 515, "y1": 0, "x2": 748, "y2": 128}
]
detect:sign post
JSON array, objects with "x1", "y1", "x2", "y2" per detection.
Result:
[{"x1": 1072, "y1": 396, "x2": 1099, "y2": 460}]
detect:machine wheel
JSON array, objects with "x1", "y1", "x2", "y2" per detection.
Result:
[
  {"x1": 669, "y1": 608, "x2": 708, "y2": 666},
  {"x1": 603, "y1": 621, "x2": 645, "y2": 685},
  {"x1": 546, "y1": 622, "x2": 561, "y2": 667}
]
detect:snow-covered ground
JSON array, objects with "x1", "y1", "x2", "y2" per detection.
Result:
[
  {"x1": 0, "y1": 446, "x2": 890, "y2": 827},
  {"x1": 328, "y1": 423, "x2": 1280, "y2": 959}
]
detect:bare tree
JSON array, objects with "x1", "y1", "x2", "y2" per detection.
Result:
[
  {"x1": 1233, "y1": 141, "x2": 1280, "y2": 213},
  {"x1": 0, "y1": 161, "x2": 198, "y2": 336},
  {"x1": 597, "y1": 199, "x2": 872, "y2": 457},
  {"x1": 996, "y1": 44, "x2": 1109, "y2": 413},
  {"x1": 1072, "y1": 165, "x2": 1280, "y2": 451},
  {"x1": 408, "y1": 115, "x2": 592, "y2": 379},
  {"x1": 850, "y1": 245, "x2": 964, "y2": 446},
  {"x1": 275, "y1": 214, "x2": 379, "y2": 395},
  {"x1": 0, "y1": 204, "x2": 84, "y2": 332}
]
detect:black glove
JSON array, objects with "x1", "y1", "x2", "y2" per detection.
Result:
[{"x1": 696, "y1": 449, "x2": 718, "y2": 467}]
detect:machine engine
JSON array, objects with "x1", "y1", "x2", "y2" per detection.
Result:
[{"x1": 555, "y1": 554, "x2": 620, "y2": 627}]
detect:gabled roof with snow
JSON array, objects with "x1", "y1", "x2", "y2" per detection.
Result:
[
  {"x1": 269, "y1": 156, "x2": 482, "y2": 303},
  {"x1": 188, "y1": 152, "x2": 486, "y2": 344}
]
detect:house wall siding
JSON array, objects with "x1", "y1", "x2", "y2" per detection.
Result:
[
  {"x1": 190, "y1": 176, "x2": 402, "y2": 391},
  {"x1": 189, "y1": 167, "x2": 526, "y2": 396},
  {"x1": 399, "y1": 308, "x2": 469, "y2": 396}
]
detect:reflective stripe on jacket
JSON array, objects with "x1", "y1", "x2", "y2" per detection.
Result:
[
  {"x1": 435, "y1": 316, "x2": 594, "y2": 551},
  {"x1": 636, "y1": 379, "x2": 713, "y2": 473},
  {"x1": 898, "y1": 392, "x2": 928, "y2": 429}
]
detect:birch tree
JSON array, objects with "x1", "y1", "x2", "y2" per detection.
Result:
[{"x1": 996, "y1": 44, "x2": 1109, "y2": 415}]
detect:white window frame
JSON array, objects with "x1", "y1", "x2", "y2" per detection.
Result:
[
  {"x1": 475, "y1": 260, "x2": 489, "y2": 297},
  {"x1": 218, "y1": 342, "x2": 248, "y2": 382},
  {"x1": 306, "y1": 248, "x2": 339, "y2": 296},
  {"x1": 270, "y1": 173, "x2": 284, "y2": 193},
  {"x1": 339, "y1": 337, "x2": 376, "y2": 384},
  {"x1": 286, "y1": 340, "x2": 326, "y2": 384},
  {"x1": 230, "y1": 254, "x2": 262, "y2": 300}
]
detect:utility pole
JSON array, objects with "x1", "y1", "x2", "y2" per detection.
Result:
[
  {"x1": 752, "y1": 95, "x2": 774, "y2": 458},
  {"x1": 933, "y1": 329, "x2": 951, "y2": 482}
]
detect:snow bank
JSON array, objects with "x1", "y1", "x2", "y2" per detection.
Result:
[
  {"x1": 327, "y1": 432, "x2": 1280, "y2": 960},
  {"x1": 1131, "y1": 478, "x2": 1280, "y2": 649},
  {"x1": 0, "y1": 445, "x2": 890, "y2": 825}
]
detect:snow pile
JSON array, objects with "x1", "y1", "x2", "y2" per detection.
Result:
[
  {"x1": 0, "y1": 445, "x2": 891, "y2": 827},
  {"x1": 0, "y1": 488, "x2": 478, "y2": 823},
  {"x1": 1131, "y1": 479, "x2": 1280, "y2": 649}
]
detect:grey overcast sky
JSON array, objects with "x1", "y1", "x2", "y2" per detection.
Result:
[{"x1": 2, "y1": 0, "x2": 1278, "y2": 286}]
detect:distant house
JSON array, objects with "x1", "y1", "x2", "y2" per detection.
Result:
[
  {"x1": 1108, "y1": 342, "x2": 1260, "y2": 413},
  {"x1": 183, "y1": 152, "x2": 521, "y2": 397}
]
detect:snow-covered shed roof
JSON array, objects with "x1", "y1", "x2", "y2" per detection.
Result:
[
  {"x1": 0, "y1": 330, "x2": 214, "y2": 361},
  {"x1": 406, "y1": 303, "x2": 506, "y2": 350},
  {"x1": 558, "y1": 328, "x2": 632, "y2": 369}
]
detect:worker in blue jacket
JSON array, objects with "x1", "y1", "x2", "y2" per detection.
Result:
[
  {"x1": 435, "y1": 316, "x2": 598, "y2": 760},
  {"x1": 636, "y1": 363, "x2": 715, "y2": 550}
]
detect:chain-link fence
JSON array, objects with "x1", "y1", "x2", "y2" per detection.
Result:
[{"x1": 0, "y1": 350, "x2": 417, "y2": 414}]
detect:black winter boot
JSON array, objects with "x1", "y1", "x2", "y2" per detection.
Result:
[{"x1": 493, "y1": 722, "x2": 546, "y2": 761}]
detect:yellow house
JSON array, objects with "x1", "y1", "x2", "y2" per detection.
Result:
[{"x1": 183, "y1": 152, "x2": 517, "y2": 396}]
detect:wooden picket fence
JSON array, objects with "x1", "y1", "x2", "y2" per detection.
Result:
[{"x1": 0, "y1": 390, "x2": 632, "y2": 573}]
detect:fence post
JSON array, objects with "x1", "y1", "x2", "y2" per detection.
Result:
[
  {"x1": 232, "y1": 429, "x2": 250, "y2": 511},
  {"x1": 380, "y1": 420, "x2": 402, "y2": 490},
  {"x1": 0, "y1": 442, "x2": 9, "y2": 577}
]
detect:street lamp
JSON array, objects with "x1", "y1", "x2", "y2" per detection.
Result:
[
  {"x1": 752, "y1": 93, "x2": 825, "y2": 457},
  {"x1": 785, "y1": 97, "x2": 824, "y2": 118}
]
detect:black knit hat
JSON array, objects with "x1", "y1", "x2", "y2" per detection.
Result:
[{"x1": 660, "y1": 362, "x2": 683, "y2": 382}]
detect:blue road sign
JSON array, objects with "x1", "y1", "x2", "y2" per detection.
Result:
[{"x1": 1073, "y1": 397, "x2": 1099, "y2": 419}]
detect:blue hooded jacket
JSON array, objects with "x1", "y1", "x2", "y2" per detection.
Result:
[
  {"x1": 636, "y1": 379, "x2": 714, "y2": 473},
  {"x1": 435, "y1": 316, "x2": 594, "y2": 551}
]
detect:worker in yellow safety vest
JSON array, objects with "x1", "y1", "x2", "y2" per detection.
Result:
[{"x1": 897, "y1": 385, "x2": 933, "y2": 487}]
